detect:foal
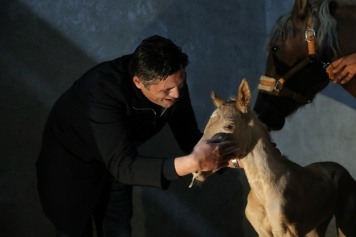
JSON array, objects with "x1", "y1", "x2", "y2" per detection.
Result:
[{"x1": 191, "y1": 79, "x2": 356, "y2": 236}]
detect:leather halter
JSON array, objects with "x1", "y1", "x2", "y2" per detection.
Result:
[{"x1": 258, "y1": 16, "x2": 331, "y2": 104}]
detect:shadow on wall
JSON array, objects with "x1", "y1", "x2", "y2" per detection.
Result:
[
  {"x1": 0, "y1": 0, "x2": 96, "y2": 236},
  {"x1": 0, "y1": 0, "x2": 256, "y2": 236}
]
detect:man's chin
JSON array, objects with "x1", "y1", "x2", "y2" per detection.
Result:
[
  {"x1": 162, "y1": 103, "x2": 172, "y2": 109},
  {"x1": 162, "y1": 99, "x2": 175, "y2": 108}
]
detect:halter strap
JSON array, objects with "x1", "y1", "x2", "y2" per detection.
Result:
[
  {"x1": 259, "y1": 75, "x2": 311, "y2": 103},
  {"x1": 278, "y1": 16, "x2": 317, "y2": 85},
  {"x1": 306, "y1": 16, "x2": 316, "y2": 55}
]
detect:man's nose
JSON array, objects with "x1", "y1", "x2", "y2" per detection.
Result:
[{"x1": 169, "y1": 87, "x2": 179, "y2": 98}]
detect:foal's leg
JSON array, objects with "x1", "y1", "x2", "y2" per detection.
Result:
[
  {"x1": 305, "y1": 229, "x2": 321, "y2": 237},
  {"x1": 333, "y1": 167, "x2": 356, "y2": 237},
  {"x1": 245, "y1": 193, "x2": 274, "y2": 236},
  {"x1": 313, "y1": 215, "x2": 333, "y2": 237}
]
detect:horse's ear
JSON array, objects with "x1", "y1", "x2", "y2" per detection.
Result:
[
  {"x1": 291, "y1": 0, "x2": 310, "y2": 20},
  {"x1": 211, "y1": 91, "x2": 225, "y2": 108},
  {"x1": 236, "y1": 78, "x2": 250, "y2": 113}
]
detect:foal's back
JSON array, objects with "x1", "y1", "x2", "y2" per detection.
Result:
[
  {"x1": 297, "y1": 161, "x2": 356, "y2": 236},
  {"x1": 307, "y1": 161, "x2": 356, "y2": 236}
]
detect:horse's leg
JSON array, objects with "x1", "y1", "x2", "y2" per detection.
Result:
[{"x1": 314, "y1": 215, "x2": 333, "y2": 237}]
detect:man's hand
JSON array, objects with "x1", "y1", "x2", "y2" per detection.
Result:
[
  {"x1": 192, "y1": 135, "x2": 237, "y2": 172},
  {"x1": 331, "y1": 53, "x2": 356, "y2": 84},
  {"x1": 174, "y1": 133, "x2": 237, "y2": 177}
]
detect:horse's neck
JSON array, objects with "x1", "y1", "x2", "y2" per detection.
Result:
[
  {"x1": 333, "y1": 6, "x2": 356, "y2": 58},
  {"x1": 241, "y1": 130, "x2": 287, "y2": 198},
  {"x1": 333, "y1": 6, "x2": 356, "y2": 97}
]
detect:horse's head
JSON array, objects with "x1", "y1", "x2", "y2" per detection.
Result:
[
  {"x1": 190, "y1": 79, "x2": 258, "y2": 187},
  {"x1": 253, "y1": 0, "x2": 339, "y2": 131}
]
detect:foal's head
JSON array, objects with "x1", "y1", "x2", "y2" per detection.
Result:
[
  {"x1": 202, "y1": 79, "x2": 253, "y2": 144},
  {"x1": 190, "y1": 79, "x2": 259, "y2": 186}
]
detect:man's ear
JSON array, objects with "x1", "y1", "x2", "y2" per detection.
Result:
[{"x1": 133, "y1": 76, "x2": 143, "y2": 89}]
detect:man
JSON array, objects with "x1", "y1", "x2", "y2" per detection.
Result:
[{"x1": 36, "y1": 35, "x2": 237, "y2": 237}]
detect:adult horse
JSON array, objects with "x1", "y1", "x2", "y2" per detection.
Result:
[
  {"x1": 253, "y1": 0, "x2": 356, "y2": 131},
  {"x1": 191, "y1": 79, "x2": 356, "y2": 236}
]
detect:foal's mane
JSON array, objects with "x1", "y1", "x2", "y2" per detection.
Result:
[{"x1": 266, "y1": 0, "x2": 356, "y2": 59}]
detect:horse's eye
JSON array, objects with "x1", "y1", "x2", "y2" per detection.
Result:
[
  {"x1": 224, "y1": 125, "x2": 234, "y2": 131},
  {"x1": 271, "y1": 46, "x2": 278, "y2": 53}
]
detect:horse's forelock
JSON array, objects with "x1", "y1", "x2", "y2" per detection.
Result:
[
  {"x1": 266, "y1": 12, "x2": 294, "y2": 51},
  {"x1": 221, "y1": 102, "x2": 239, "y2": 117}
]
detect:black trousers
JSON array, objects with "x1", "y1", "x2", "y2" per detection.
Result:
[{"x1": 56, "y1": 177, "x2": 132, "y2": 237}]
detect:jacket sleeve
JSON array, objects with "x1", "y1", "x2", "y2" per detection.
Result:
[
  {"x1": 168, "y1": 83, "x2": 203, "y2": 154},
  {"x1": 86, "y1": 76, "x2": 169, "y2": 189}
]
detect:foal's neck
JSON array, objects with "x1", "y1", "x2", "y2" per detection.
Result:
[{"x1": 241, "y1": 123, "x2": 286, "y2": 194}]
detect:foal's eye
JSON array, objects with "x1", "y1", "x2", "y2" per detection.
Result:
[{"x1": 224, "y1": 125, "x2": 234, "y2": 131}]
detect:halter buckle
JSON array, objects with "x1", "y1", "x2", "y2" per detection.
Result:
[
  {"x1": 323, "y1": 62, "x2": 331, "y2": 69},
  {"x1": 274, "y1": 80, "x2": 283, "y2": 92},
  {"x1": 305, "y1": 29, "x2": 315, "y2": 42}
]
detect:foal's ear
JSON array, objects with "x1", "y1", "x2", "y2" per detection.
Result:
[
  {"x1": 292, "y1": 0, "x2": 309, "y2": 20},
  {"x1": 211, "y1": 91, "x2": 225, "y2": 107},
  {"x1": 237, "y1": 78, "x2": 250, "y2": 113}
]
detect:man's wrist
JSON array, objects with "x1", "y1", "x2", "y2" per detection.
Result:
[{"x1": 174, "y1": 154, "x2": 200, "y2": 177}]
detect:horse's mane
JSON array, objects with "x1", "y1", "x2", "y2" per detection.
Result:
[{"x1": 266, "y1": 0, "x2": 356, "y2": 59}]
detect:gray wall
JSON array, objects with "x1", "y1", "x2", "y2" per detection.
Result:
[{"x1": 1, "y1": 0, "x2": 355, "y2": 236}]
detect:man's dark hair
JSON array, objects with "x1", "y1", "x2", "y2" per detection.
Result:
[{"x1": 129, "y1": 35, "x2": 189, "y2": 87}]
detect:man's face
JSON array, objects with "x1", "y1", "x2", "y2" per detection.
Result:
[{"x1": 133, "y1": 69, "x2": 186, "y2": 108}]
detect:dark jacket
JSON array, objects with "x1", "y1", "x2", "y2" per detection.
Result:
[{"x1": 36, "y1": 55, "x2": 202, "y2": 236}]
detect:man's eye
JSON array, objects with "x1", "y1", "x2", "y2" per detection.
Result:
[{"x1": 179, "y1": 82, "x2": 185, "y2": 89}]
